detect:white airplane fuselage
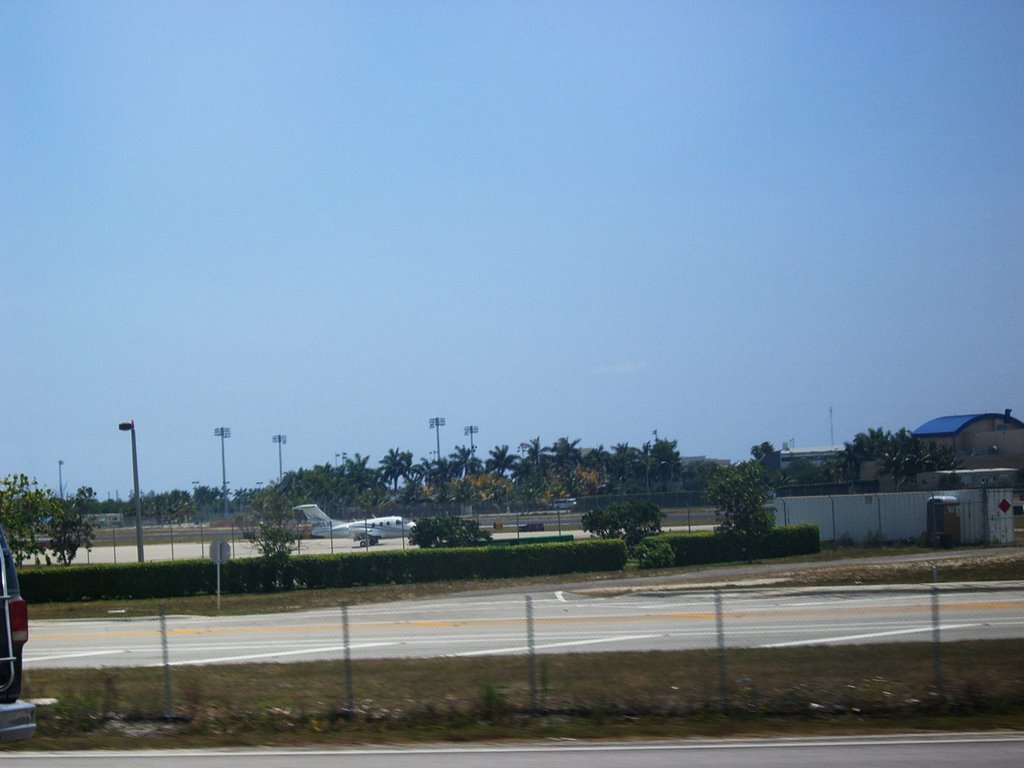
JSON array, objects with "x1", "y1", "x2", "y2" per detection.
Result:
[
  {"x1": 293, "y1": 505, "x2": 415, "y2": 545},
  {"x1": 315, "y1": 515, "x2": 414, "y2": 543}
]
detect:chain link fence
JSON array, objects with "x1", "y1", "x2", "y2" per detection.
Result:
[{"x1": 22, "y1": 571, "x2": 1024, "y2": 726}]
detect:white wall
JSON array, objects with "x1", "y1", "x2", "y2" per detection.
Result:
[{"x1": 773, "y1": 489, "x2": 1017, "y2": 546}]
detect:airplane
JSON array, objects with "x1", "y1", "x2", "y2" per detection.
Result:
[{"x1": 292, "y1": 504, "x2": 416, "y2": 546}]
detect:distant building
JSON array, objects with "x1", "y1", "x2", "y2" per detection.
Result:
[
  {"x1": 680, "y1": 455, "x2": 731, "y2": 467},
  {"x1": 759, "y1": 446, "x2": 843, "y2": 472},
  {"x1": 912, "y1": 410, "x2": 1024, "y2": 471},
  {"x1": 916, "y1": 467, "x2": 1022, "y2": 490}
]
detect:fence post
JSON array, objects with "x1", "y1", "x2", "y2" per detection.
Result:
[
  {"x1": 342, "y1": 604, "x2": 354, "y2": 715},
  {"x1": 159, "y1": 605, "x2": 173, "y2": 721},
  {"x1": 715, "y1": 589, "x2": 729, "y2": 712},
  {"x1": 526, "y1": 596, "x2": 537, "y2": 710},
  {"x1": 931, "y1": 565, "x2": 943, "y2": 698}
]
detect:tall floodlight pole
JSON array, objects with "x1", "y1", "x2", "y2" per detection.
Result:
[
  {"x1": 118, "y1": 420, "x2": 145, "y2": 562},
  {"x1": 464, "y1": 425, "x2": 479, "y2": 456},
  {"x1": 214, "y1": 427, "x2": 231, "y2": 517},
  {"x1": 272, "y1": 434, "x2": 287, "y2": 481},
  {"x1": 429, "y1": 417, "x2": 446, "y2": 460},
  {"x1": 58, "y1": 459, "x2": 65, "y2": 500}
]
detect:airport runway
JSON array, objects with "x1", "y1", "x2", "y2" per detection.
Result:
[
  {"x1": 56, "y1": 526, "x2": 615, "y2": 565},
  {"x1": 55, "y1": 518, "x2": 717, "y2": 566},
  {"x1": 25, "y1": 583, "x2": 1024, "y2": 670}
]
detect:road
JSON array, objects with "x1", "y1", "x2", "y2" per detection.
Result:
[
  {"x1": 2, "y1": 735, "x2": 1024, "y2": 767},
  {"x1": 25, "y1": 582, "x2": 1024, "y2": 669}
]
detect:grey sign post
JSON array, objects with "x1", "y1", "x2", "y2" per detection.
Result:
[{"x1": 210, "y1": 539, "x2": 231, "y2": 611}]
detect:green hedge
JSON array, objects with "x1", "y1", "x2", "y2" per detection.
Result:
[
  {"x1": 16, "y1": 560, "x2": 217, "y2": 602},
  {"x1": 18, "y1": 539, "x2": 628, "y2": 603},
  {"x1": 644, "y1": 524, "x2": 820, "y2": 567}
]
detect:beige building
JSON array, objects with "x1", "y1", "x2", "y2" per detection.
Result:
[{"x1": 912, "y1": 410, "x2": 1024, "y2": 471}]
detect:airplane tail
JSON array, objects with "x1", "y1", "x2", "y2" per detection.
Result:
[{"x1": 292, "y1": 504, "x2": 332, "y2": 525}]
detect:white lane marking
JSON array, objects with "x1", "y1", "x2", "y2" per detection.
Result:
[
  {"x1": 555, "y1": 591, "x2": 566, "y2": 602},
  {"x1": 16, "y1": 733, "x2": 1024, "y2": 758},
  {"x1": 25, "y1": 650, "x2": 125, "y2": 662},
  {"x1": 760, "y1": 623, "x2": 980, "y2": 648},
  {"x1": 453, "y1": 634, "x2": 661, "y2": 657},
  {"x1": 154, "y1": 642, "x2": 400, "y2": 667}
]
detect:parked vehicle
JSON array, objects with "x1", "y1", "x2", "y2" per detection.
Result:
[{"x1": 0, "y1": 523, "x2": 34, "y2": 742}]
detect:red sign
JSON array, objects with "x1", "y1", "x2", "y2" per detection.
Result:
[{"x1": 998, "y1": 498, "x2": 1011, "y2": 513}]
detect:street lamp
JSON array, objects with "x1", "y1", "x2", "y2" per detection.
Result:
[
  {"x1": 272, "y1": 434, "x2": 287, "y2": 481},
  {"x1": 214, "y1": 427, "x2": 231, "y2": 517},
  {"x1": 57, "y1": 459, "x2": 65, "y2": 500},
  {"x1": 428, "y1": 417, "x2": 446, "y2": 460},
  {"x1": 464, "y1": 425, "x2": 479, "y2": 456},
  {"x1": 118, "y1": 420, "x2": 145, "y2": 562}
]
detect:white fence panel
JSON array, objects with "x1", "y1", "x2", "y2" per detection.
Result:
[{"x1": 773, "y1": 489, "x2": 1015, "y2": 545}]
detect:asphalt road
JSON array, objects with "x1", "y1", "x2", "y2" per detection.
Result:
[
  {"x1": 25, "y1": 582, "x2": 1024, "y2": 669},
  {"x1": 3, "y1": 735, "x2": 1024, "y2": 767}
]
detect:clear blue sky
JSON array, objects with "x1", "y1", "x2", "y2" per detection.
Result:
[{"x1": 2, "y1": 0, "x2": 1022, "y2": 500}]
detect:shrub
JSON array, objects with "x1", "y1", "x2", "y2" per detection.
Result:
[
  {"x1": 706, "y1": 461, "x2": 775, "y2": 562},
  {"x1": 635, "y1": 538, "x2": 675, "y2": 569},
  {"x1": 410, "y1": 516, "x2": 492, "y2": 548},
  {"x1": 582, "y1": 501, "x2": 663, "y2": 550},
  {"x1": 18, "y1": 539, "x2": 628, "y2": 602},
  {"x1": 640, "y1": 525, "x2": 820, "y2": 567}
]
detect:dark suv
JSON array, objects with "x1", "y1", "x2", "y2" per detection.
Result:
[{"x1": 0, "y1": 524, "x2": 34, "y2": 742}]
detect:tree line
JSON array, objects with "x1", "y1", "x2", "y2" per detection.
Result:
[
  {"x1": 752, "y1": 426, "x2": 960, "y2": 490},
  {"x1": 1, "y1": 426, "x2": 964, "y2": 566}
]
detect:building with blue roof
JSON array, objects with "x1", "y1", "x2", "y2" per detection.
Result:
[{"x1": 912, "y1": 410, "x2": 1024, "y2": 471}]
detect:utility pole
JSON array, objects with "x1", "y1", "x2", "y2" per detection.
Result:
[
  {"x1": 272, "y1": 434, "x2": 287, "y2": 481},
  {"x1": 429, "y1": 417, "x2": 446, "y2": 461},
  {"x1": 464, "y1": 425, "x2": 479, "y2": 456},
  {"x1": 214, "y1": 427, "x2": 231, "y2": 517},
  {"x1": 118, "y1": 420, "x2": 145, "y2": 562}
]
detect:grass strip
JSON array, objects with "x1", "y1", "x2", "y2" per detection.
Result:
[{"x1": 16, "y1": 639, "x2": 1024, "y2": 750}]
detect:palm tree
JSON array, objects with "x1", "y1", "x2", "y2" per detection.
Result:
[
  {"x1": 449, "y1": 445, "x2": 475, "y2": 478},
  {"x1": 518, "y1": 437, "x2": 549, "y2": 479},
  {"x1": 420, "y1": 456, "x2": 456, "y2": 489},
  {"x1": 379, "y1": 448, "x2": 413, "y2": 491},
  {"x1": 580, "y1": 444, "x2": 609, "y2": 472},
  {"x1": 549, "y1": 437, "x2": 582, "y2": 480},
  {"x1": 608, "y1": 443, "x2": 641, "y2": 492},
  {"x1": 649, "y1": 438, "x2": 682, "y2": 491},
  {"x1": 486, "y1": 445, "x2": 517, "y2": 477},
  {"x1": 343, "y1": 453, "x2": 379, "y2": 495},
  {"x1": 837, "y1": 427, "x2": 892, "y2": 484}
]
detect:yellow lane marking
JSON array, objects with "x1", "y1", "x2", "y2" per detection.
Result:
[{"x1": 31, "y1": 600, "x2": 1023, "y2": 641}]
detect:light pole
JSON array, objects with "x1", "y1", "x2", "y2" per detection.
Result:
[
  {"x1": 464, "y1": 425, "x2": 479, "y2": 456},
  {"x1": 428, "y1": 417, "x2": 446, "y2": 460},
  {"x1": 214, "y1": 427, "x2": 231, "y2": 517},
  {"x1": 58, "y1": 459, "x2": 65, "y2": 500},
  {"x1": 272, "y1": 434, "x2": 287, "y2": 481},
  {"x1": 118, "y1": 420, "x2": 145, "y2": 562}
]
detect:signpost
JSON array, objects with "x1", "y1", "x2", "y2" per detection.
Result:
[{"x1": 210, "y1": 539, "x2": 231, "y2": 611}]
